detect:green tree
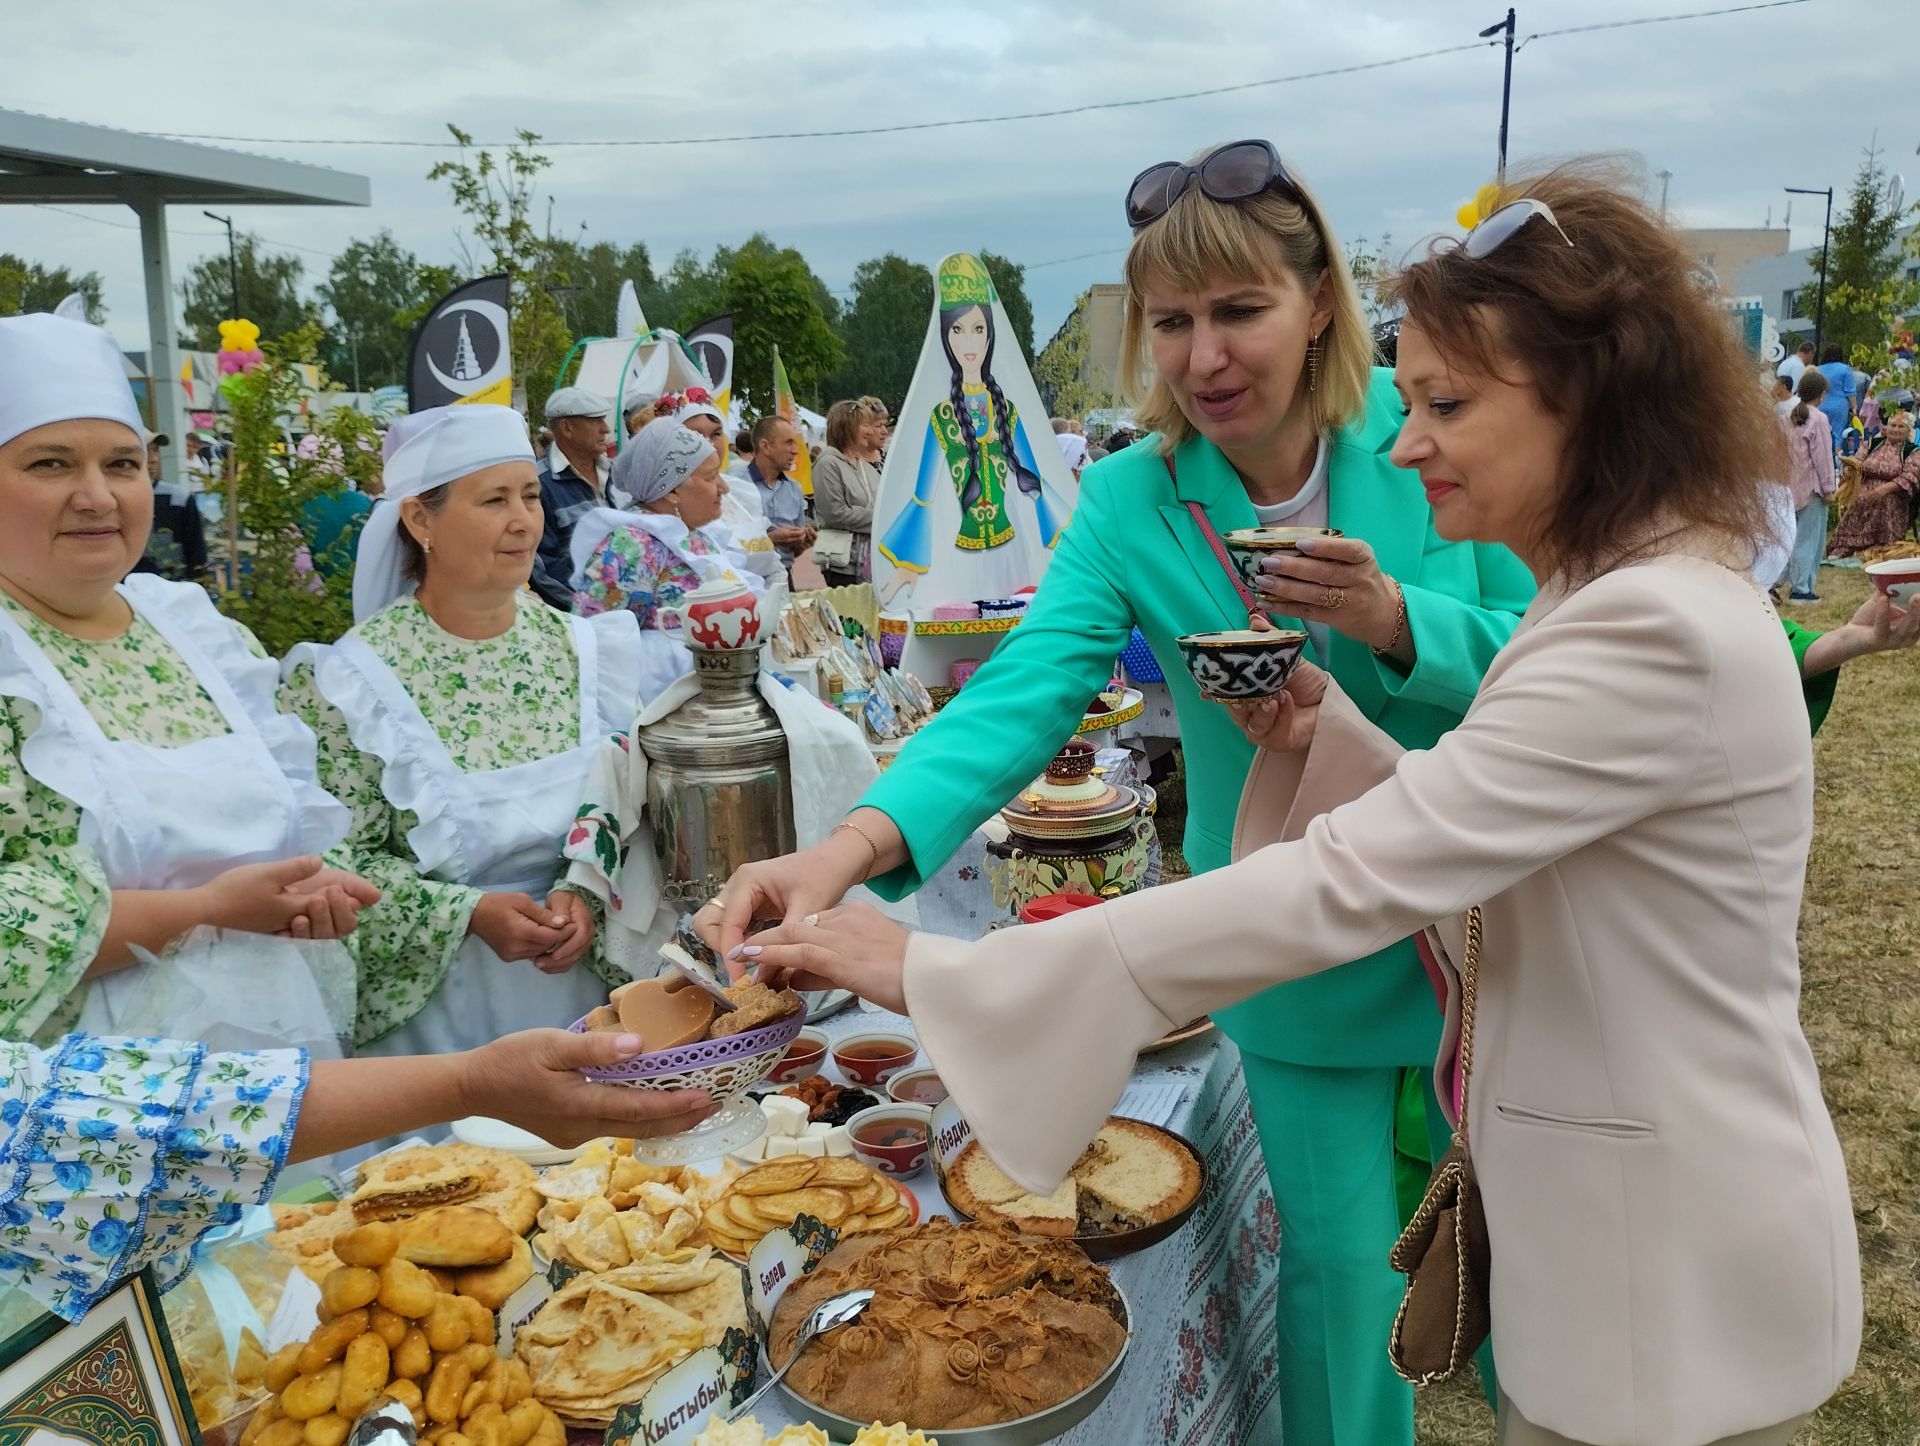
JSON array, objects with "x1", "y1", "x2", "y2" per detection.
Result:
[
  {"x1": 653, "y1": 247, "x2": 730, "y2": 334},
  {"x1": 1034, "y1": 289, "x2": 1113, "y2": 420},
  {"x1": 181, "y1": 234, "x2": 315, "y2": 347},
  {"x1": 213, "y1": 326, "x2": 357, "y2": 653},
  {"x1": 977, "y1": 250, "x2": 1034, "y2": 360},
  {"x1": 395, "y1": 262, "x2": 461, "y2": 336},
  {"x1": 0, "y1": 254, "x2": 105, "y2": 321},
  {"x1": 723, "y1": 237, "x2": 846, "y2": 413},
  {"x1": 317, "y1": 231, "x2": 427, "y2": 391},
  {"x1": 824, "y1": 253, "x2": 934, "y2": 412},
  {"x1": 1343, "y1": 234, "x2": 1398, "y2": 328},
  {"x1": 544, "y1": 238, "x2": 660, "y2": 338},
  {"x1": 427, "y1": 125, "x2": 575, "y2": 422},
  {"x1": 1811, "y1": 148, "x2": 1919, "y2": 383}
]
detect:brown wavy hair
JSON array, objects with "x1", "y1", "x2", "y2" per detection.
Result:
[{"x1": 1386, "y1": 159, "x2": 1784, "y2": 580}]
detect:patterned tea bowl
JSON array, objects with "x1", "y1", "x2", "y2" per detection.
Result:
[
  {"x1": 681, "y1": 578, "x2": 762, "y2": 650},
  {"x1": 1176, "y1": 628, "x2": 1309, "y2": 701},
  {"x1": 1865, "y1": 556, "x2": 1920, "y2": 608},
  {"x1": 1222, "y1": 526, "x2": 1344, "y2": 591}
]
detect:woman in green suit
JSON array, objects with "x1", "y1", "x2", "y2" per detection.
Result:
[{"x1": 711, "y1": 141, "x2": 1533, "y2": 1445}]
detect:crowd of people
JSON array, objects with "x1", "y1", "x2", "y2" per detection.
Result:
[
  {"x1": 1772, "y1": 340, "x2": 1920, "y2": 601},
  {"x1": 2, "y1": 139, "x2": 1919, "y2": 1446}
]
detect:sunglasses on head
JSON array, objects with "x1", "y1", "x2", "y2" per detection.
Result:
[
  {"x1": 1124, "y1": 139, "x2": 1306, "y2": 231},
  {"x1": 1455, "y1": 198, "x2": 1575, "y2": 258}
]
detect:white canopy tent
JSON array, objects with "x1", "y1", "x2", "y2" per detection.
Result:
[{"x1": 0, "y1": 108, "x2": 369, "y2": 478}]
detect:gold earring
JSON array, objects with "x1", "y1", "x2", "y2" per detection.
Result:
[
  {"x1": 421, "y1": 537, "x2": 432, "y2": 555},
  {"x1": 1308, "y1": 334, "x2": 1321, "y2": 393}
]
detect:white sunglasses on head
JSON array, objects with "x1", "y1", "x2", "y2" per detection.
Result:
[{"x1": 1458, "y1": 198, "x2": 1575, "y2": 257}]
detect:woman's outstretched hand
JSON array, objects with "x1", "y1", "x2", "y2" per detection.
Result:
[{"x1": 728, "y1": 903, "x2": 912, "y2": 1015}]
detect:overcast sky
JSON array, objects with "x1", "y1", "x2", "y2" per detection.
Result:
[{"x1": 5, "y1": 0, "x2": 1911, "y2": 360}]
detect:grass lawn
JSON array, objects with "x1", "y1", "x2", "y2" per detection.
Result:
[{"x1": 1413, "y1": 565, "x2": 1920, "y2": 1443}]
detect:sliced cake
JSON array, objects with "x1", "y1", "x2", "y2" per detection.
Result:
[{"x1": 1075, "y1": 1118, "x2": 1202, "y2": 1228}]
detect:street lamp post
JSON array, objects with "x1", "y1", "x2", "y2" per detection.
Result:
[
  {"x1": 1785, "y1": 185, "x2": 1833, "y2": 356},
  {"x1": 202, "y1": 212, "x2": 241, "y2": 322},
  {"x1": 1480, "y1": 9, "x2": 1517, "y2": 184}
]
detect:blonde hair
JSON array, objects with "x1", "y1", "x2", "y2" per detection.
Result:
[{"x1": 1118, "y1": 159, "x2": 1371, "y2": 451}]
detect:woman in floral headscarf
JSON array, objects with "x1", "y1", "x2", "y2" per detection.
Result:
[{"x1": 569, "y1": 417, "x2": 767, "y2": 631}]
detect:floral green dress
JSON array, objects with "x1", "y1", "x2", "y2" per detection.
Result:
[
  {"x1": 279, "y1": 592, "x2": 631, "y2": 1047},
  {"x1": 0, "y1": 594, "x2": 268, "y2": 1042}
]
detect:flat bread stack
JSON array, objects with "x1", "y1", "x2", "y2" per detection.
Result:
[
  {"x1": 945, "y1": 1118, "x2": 1201, "y2": 1239},
  {"x1": 514, "y1": 1250, "x2": 748, "y2": 1425}
]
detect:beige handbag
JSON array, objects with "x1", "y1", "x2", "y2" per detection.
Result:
[{"x1": 1389, "y1": 906, "x2": 1492, "y2": 1385}]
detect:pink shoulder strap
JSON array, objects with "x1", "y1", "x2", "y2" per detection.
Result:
[{"x1": 1166, "y1": 454, "x2": 1264, "y2": 617}]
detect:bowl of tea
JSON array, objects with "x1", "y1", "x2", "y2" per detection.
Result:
[
  {"x1": 845, "y1": 1103, "x2": 933, "y2": 1175},
  {"x1": 767, "y1": 1027, "x2": 829, "y2": 1086},
  {"x1": 831, "y1": 1032, "x2": 920, "y2": 1087},
  {"x1": 887, "y1": 1067, "x2": 948, "y2": 1107}
]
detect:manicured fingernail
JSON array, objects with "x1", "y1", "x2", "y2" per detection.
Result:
[
  {"x1": 613, "y1": 1033, "x2": 642, "y2": 1053},
  {"x1": 1295, "y1": 537, "x2": 1317, "y2": 552},
  {"x1": 737, "y1": 944, "x2": 763, "y2": 959}
]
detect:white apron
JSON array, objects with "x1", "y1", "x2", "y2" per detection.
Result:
[
  {"x1": 311, "y1": 607, "x2": 643, "y2": 1056},
  {"x1": 0, "y1": 574, "x2": 352, "y2": 1049}
]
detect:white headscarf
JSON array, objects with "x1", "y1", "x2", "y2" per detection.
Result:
[
  {"x1": 351, "y1": 404, "x2": 534, "y2": 622},
  {"x1": 1056, "y1": 431, "x2": 1090, "y2": 473},
  {"x1": 0, "y1": 313, "x2": 143, "y2": 451},
  {"x1": 610, "y1": 418, "x2": 715, "y2": 507}
]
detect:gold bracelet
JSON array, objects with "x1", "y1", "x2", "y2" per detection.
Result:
[
  {"x1": 1373, "y1": 579, "x2": 1408, "y2": 657},
  {"x1": 832, "y1": 819, "x2": 882, "y2": 881}
]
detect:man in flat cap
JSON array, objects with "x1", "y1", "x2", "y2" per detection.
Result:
[{"x1": 533, "y1": 386, "x2": 612, "y2": 609}]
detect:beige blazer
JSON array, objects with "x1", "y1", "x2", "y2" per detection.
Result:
[{"x1": 904, "y1": 549, "x2": 1860, "y2": 1446}]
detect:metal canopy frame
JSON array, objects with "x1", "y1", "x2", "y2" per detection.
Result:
[{"x1": 0, "y1": 108, "x2": 370, "y2": 472}]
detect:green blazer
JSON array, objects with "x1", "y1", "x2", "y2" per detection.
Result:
[{"x1": 862, "y1": 368, "x2": 1537, "y2": 1066}]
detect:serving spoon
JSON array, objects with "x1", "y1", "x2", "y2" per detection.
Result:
[{"x1": 728, "y1": 1288, "x2": 876, "y2": 1422}]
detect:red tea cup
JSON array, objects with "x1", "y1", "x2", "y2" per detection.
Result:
[{"x1": 1019, "y1": 892, "x2": 1106, "y2": 924}]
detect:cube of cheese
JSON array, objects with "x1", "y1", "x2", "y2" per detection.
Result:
[
  {"x1": 803, "y1": 1121, "x2": 832, "y2": 1138},
  {"x1": 763, "y1": 1095, "x2": 811, "y2": 1137},
  {"x1": 765, "y1": 1136, "x2": 801, "y2": 1157},
  {"x1": 736, "y1": 1136, "x2": 768, "y2": 1162},
  {"x1": 824, "y1": 1126, "x2": 853, "y2": 1158},
  {"x1": 794, "y1": 1134, "x2": 826, "y2": 1157}
]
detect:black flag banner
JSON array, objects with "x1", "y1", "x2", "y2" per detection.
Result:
[
  {"x1": 685, "y1": 313, "x2": 733, "y2": 411},
  {"x1": 407, "y1": 275, "x2": 512, "y2": 410}
]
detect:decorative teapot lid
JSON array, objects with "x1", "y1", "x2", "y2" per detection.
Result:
[{"x1": 999, "y1": 737, "x2": 1141, "y2": 840}]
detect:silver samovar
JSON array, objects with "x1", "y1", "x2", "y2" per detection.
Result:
[{"x1": 638, "y1": 643, "x2": 796, "y2": 909}]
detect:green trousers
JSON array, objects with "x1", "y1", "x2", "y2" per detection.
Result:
[{"x1": 1241, "y1": 1055, "x2": 1494, "y2": 1445}]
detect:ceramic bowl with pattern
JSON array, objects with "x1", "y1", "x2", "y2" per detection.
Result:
[
  {"x1": 1176, "y1": 628, "x2": 1309, "y2": 701},
  {"x1": 1222, "y1": 526, "x2": 1344, "y2": 591},
  {"x1": 1866, "y1": 556, "x2": 1920, "y2": 608}
]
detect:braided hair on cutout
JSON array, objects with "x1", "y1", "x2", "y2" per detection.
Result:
[{"x1": 940, "y1": 303, "x2": 1046, "y2": 512}]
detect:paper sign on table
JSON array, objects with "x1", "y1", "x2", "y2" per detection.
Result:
[
  {"x1": 930, "y1": 1094, "x2": 972, "y2": 1180},
  {"x1": 603, "y1": 1330, "x2": 758, "y2": 1446},
  {"x1": 746, "y1": 1214, "x2": 840, "y2": 1335},
  {"x1": 1115, "y1": 1077, "x2": 1187, "y2": 1129}
]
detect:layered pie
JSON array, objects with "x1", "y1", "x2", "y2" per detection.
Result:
[{"x1": 769, "y1": 1221, "x2": 1127, "y2": 1430}]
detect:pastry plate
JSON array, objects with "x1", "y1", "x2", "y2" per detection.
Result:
[
  {"x1": 713, "y1": 1178, "x2": 920, "y2": 1265},
  {"x1": 778, "y1": 1282, "x2": 1130, "y2": 1446},
  {"x1": 1138, "y1": 1016, "x2": 1215, "y2": 1054}
]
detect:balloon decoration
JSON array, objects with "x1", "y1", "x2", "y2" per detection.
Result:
[
  {"x1": 1455, "y1": 183, "x2": 1506, "y2": 231},
  {"x1": 216, "y1": 318, "x2": 265, "y2": 376}
]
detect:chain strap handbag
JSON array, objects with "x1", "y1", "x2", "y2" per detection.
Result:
[{"x1": 1389, "y1": 906, "x2": 1492, "y2": 1385}]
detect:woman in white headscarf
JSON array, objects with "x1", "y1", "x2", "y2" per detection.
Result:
[
  {"x1": 570, "y1": 417, "x2": 768, "y2": 629},
  {"x1": 279, "y1": 405, "x2": 648, "y2": 1055},
  {"x1": 667, "y1": 397, "x2": 785, "y2": 587},
  {"x1": 0, "y1": 313, "x2": 376, "y2": 1044}
]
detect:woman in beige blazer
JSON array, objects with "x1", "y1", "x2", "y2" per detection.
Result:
[{"x1": 732, "y1": 164, "x2": 1862, "y2": 1446}]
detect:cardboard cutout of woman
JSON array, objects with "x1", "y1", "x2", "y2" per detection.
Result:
[{"x1": 876, "y1": 254, "x2": 1074, "y2": 608}]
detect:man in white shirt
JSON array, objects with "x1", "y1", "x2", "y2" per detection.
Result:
[{"x1": 1777, "y1": 340, "x2": 1814, "y2": 386}]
